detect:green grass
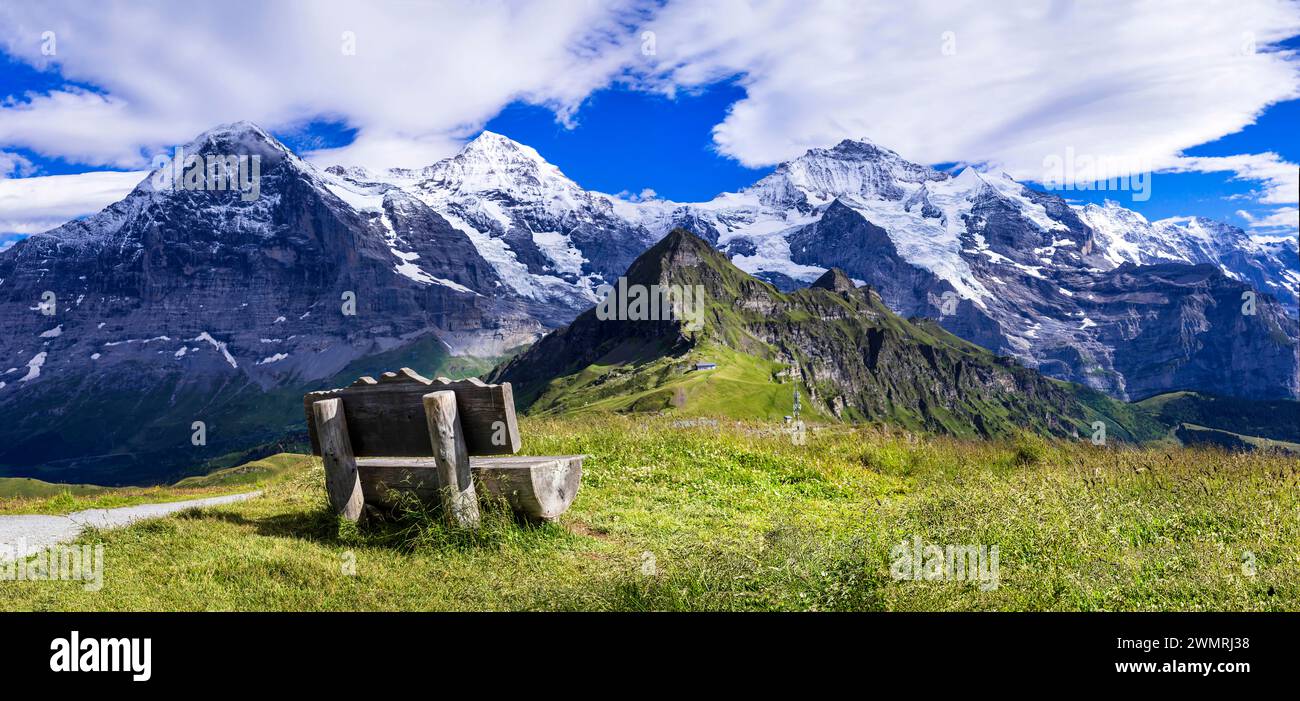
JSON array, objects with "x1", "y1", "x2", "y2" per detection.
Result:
[
  {"x1": 0, "y1": 478, "x2": 110, "y2": 500},
  {"x1": 527, "y1": 343, "x2": 831, "y2": 421},
  {"x1": 1178, "y1": 423, "x2": 1300, "y2": 453},
  {"x1": 3, "y1": 417, "x2": 1296, "y2": 611},
  {"x1": 1137, "y1": 391, "x2": 1300, "y2": 444},
  {"x1": 0, "y1": 454, "x2": 308, "y2": 516}
]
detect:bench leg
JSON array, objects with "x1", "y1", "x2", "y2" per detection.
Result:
[
  {"x1": 312, "y1": 398, "x2": 365, "y2": 523},
  {"x1": 423, "y1": 390, "x2": 481, "y2": 528}
]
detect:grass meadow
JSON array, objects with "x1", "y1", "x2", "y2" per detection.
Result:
[{"x1": 2, "y1": 416, "x2": 1296, "y2": 611}]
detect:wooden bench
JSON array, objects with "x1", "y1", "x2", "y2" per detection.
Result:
[{"x1": 303, "y1": 368, "x2": 582, "y2": 526}]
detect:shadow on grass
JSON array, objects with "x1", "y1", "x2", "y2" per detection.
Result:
[{"x1": 176, "y1": 495, "x2": 573, "y2": 556}]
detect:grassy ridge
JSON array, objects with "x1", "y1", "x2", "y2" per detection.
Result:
[
  {"x1": 0, "y1": 454, "x2": 307, "y2": 515},
  {"x1": 525, "y1": 342, "x2": 832, "y2": 421},
  {"x1": 3, "y1": 417, "x2": 1295, "y2": 611},
  {"x1": 1137, "y1": 392, "x2": 1300, "y2": 445}
]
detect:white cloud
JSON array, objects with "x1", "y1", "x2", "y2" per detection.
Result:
[
  {"x1": 614, "y1": 187, "x2": 659, "y2": 202},
  {"x1": 0, "y1": 0, "x2": 646, "y2": 169},
  {"x1": 1165, "y1": 152, "x2": 1298, "y2": 205},
  {"x1": 304, "y1": 130, "x2": 467, "y2": 171},
  {"x1": 0, "y1": 169, "x2": 146, "y2": 234},
  {"x1": 0, "y1": 150, "x2": 33, "y2": 177},
  {"x1": 1167, "y1": 152, "x2": 1299, "y2": 233},
  {"x1": 1236, "y1": 206, "x2": 1299, "y2": 232},
  {"x1": 635, "y1": 0, "x2": 1300, "y2": 186}
]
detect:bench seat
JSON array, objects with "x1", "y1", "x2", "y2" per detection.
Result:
[
  {"x1": 355, "y1": 455, "x2": 584, "y2": 522},
  {"x1": 304, "y1": 367, "x2": 582, "y2": 526}
]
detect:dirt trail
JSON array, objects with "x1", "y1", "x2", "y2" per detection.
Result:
[{"x1": 0, "y1": 491, "x2": 260, "y2": 562}]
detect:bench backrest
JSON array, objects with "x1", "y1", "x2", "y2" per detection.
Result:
[{"x1": 303, "y1": 368, "x2": 521, "y2": 458}]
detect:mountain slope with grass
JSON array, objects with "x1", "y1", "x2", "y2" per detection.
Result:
[
  {"x1": 490, "y1": 228, "x2": 1161, "y2": 441},
  {"x1": 1132, "y1": 391, "x2": 1300, "y2": 453}
]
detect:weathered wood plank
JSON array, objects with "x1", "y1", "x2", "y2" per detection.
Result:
[
  {"x1": 353, "y1": 455, "x2": 584, "y2": 522},
  {"x1": 472, "y1": 455, "x2": 583, "y2": 522},
  {"x1": 424, "y1": 390, "x2": 479, "y2": 528},
  {"x1": 311, "y1": 398, "x2": 365, "y2": 522},
  {"x1": 356, "y1": 461, "x2": 443, "y2": 507},
  {"x1": 302, "y1": 367, "x2": 521, "y2": 457}
]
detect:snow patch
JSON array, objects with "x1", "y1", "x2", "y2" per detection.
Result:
[
  {"x1": 531, "y1": 231, "x2": 587, "y2": 276},
  {"x1": 378, "y1": 210, "x2": 476, "y2": 293},
  {"x1": 190, "y1": 332, "x2": 238, "y2": 369},
  {"x1": 103, "y1": 336, "x2": 170, "y2": 347},
  {"x1": 19, "y1": 352, "x2": 46, "y2": 382}
]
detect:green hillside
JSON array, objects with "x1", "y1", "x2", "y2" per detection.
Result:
[
  {"x1": 1138, "y1": 392, "x2": 1300, "y2": 446},
  {"x1": 0, "y1": 453, "x2": 313, "y2": 515}
]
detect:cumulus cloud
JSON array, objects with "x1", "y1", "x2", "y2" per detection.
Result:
[
  {"x1": 0, "y1": 169, "x2": 146, "y2": 234},
  {"x1": 614, "y1": 187, "x2": 659, "y2": 202},
  {"x1": 636, "y1": 0, "x2": 1300, "y2": 178},
  {"x1": 0, "y1": 0, "x2": 646, "y2": 168},
  {"x1": 0, "y1": 151, "x2": 34, "y2": 177}
]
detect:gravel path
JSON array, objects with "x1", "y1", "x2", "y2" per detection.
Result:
[{"x1": 0, "y1": 491, "x2": 260, "y2": 562}]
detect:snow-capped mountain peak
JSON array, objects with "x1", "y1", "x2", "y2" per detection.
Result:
[
  {"x1": 461, "y1": 129, "x2": 543, "y2": 160},
  {"x1": 616, "y1": 135, "x2": 1296, "y2": 400},
  {"x1": 745, "y1": 136, "x2": 949, "y2": 209},
  {"x1": 189, "y1": 120, "x2": 279, "y2": 148},
  {"x1": 171, "y1": 120, "x2": 304, "y2": 173},
  {"x1": 415, "y1": 130, "x2": 578, "y2": 200},
  {"x1": 1076, "y1": 201, "x2": 1296, "y2": 314},
  {"x1": 949, "y1": 165, "x2": 990, "y2": 191}
]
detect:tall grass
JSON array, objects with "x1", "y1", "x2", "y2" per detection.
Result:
[{"x1": 2, "y1": 415, "x2": 1296, "y2": 611}]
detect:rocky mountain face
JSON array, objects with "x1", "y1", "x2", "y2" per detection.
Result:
[
  {"x1": 322, "y1": 131, "x2": 660, "y2": 310},
  {"x1": 1077, "y1": 202, "x2": 1299, "y2": 315},
  {"x1": 0, "y1": 123, "x2": 546, "y2": 483},
  {"x1": 491, "y1": 229, "x2": 1156, "y2": 440},
  {"x1": 619, "y1": 141, "x2": 1299, "y2": 401}
]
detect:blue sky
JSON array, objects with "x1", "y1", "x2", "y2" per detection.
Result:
[
  {"x1": 483, "y1": 81, "x2": 772, "y2": 202},
  {"x1": 1, "y1": 1, "x2": 1297, "y2": 241}
]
